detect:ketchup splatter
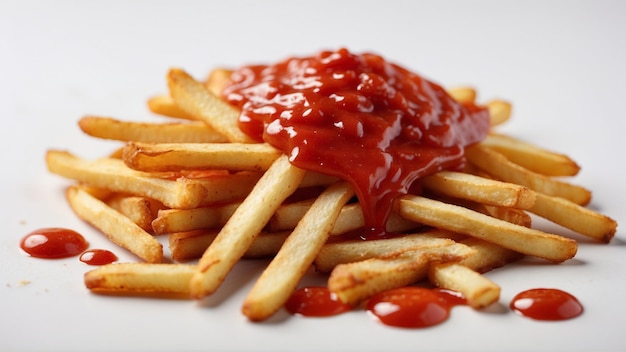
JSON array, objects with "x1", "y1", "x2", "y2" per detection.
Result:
[
  {"x1": 510, "y1": 288, "x2": 583, "y2": 321},
  {"x1": 20, "y1": 227, "x2": 89, "y2": 259},
  {"x1": 366, "y1": 287, "x2": 466, "y2": 328},
  {"x1": 79, "y1": 249, "x2": 118, "y2": 265},
  {"x1": 223, "y1": 48, "x2": 490, "y2": 238},
  {"x1": 285, "y1": 286, "x2": 352, "y2": 317}
]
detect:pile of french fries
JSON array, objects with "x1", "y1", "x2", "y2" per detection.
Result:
[{"x1": 46, "y1": 67, "x2": 618, "y2": 322}]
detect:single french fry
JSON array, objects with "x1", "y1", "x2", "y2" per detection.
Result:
[
  {"x1": 398, "y1": 195, "x2": 578, "y2": 262},
  {"x1": 152, "y1": 203, "x2": 239, "y2": 235},
  {"x1": 46, "y1": 150, "x2": 261, "y2": 209},
  {"x1": 122, "y1": 142, "x2": 281, "y2": 172},
  {"x1": 474, "y1": 203, "x2": 533, "y2": 228},
  {"x1": 242, "y1": 181, "x2": 354, "y2": 321},
  {"x1": 486, "y1": 100, "x2": 511, "y2": 126},
  {"x1": 85, "y1": 263, "x2": 195, "y2": 295},
  {"x1": 422, "y1": 171, "x2": 536, "y2": 209},
  {"x1": 190, "y1": 155, "x2": 306, "y2": 299},
  {"x1": 428, "y1": 237, "x2": 522, "y2": 309},
  {"x1": 529, "y1": 192, "x2": 617, "y2": 242},
  {"x1": 328, "y1": 240, "x2": 473, "y2": 306},
  {"x1": 268, "y1": 200, "x2": 419, "y2": 235},
  {"x1": 78, "y1": 116, "x2": 227, "y2": 143},
  {"x1": 447, "y1": 87, "x2": 476, "y2": 104},
  {"x1": 168, "y1": 230, "x2": 291, "y2": 262},
  {"x1": 168, "y1": 68, "x2": 254, "y2": 143},
  {"x1": 147, "y1": 95, "x2": 195, "y2": 120},
  {"x1": 66, "y1": 186, "x2": 163, "y2": 263},
  {"x1": 481, "y1": 133, "x2": 580, "y2": 177},
  {"x1": 106, "y1": 194, "x2": 163, "y2": 232},
  {"x1": 206, "y1": 68, "x2": 233, "y2": 95},
  {"x1": 465, "y1": 145, "x2": 591, "y2": 205},
  {"x1": 314, "y1": 230, "x2": 461, "y2": 273},
  {"x1": 457, "y1": 237, "x2": 523, "y2": 273},
  {"x1": 428, "y1": 263, "x2": 500, "y2": 309}
]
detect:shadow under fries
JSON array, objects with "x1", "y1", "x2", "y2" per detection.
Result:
[{"x1": 195, "y1": 258, "x2": 270, "y2": 309}]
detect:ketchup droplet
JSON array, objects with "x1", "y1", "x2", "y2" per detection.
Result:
[
  {"x1": 366, "y1": 287, "x2": 465, "y2": 328},
  {"x1": 20, "y1": 228, "x2": 89, "y2": 259},
  {"x1": 510, "y1": 288, "x2": 583, "y2": 321},
  {"x1": 79, "y1": 249, "x2": 118, "y2": 265},
  {"x1": 285, "y1": 287, "x2": 352, "y2": 317}
]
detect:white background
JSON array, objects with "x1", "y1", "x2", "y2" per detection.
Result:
[{"x1": 1, "y1": 1, "x2": 625, "y2": 351}]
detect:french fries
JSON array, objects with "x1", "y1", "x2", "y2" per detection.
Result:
[{"x1": 45, "y1": 64, "x2": 617, "y2": 325}]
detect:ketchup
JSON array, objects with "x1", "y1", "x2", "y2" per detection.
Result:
[
  {"x1": 285, "y1": 286, "x2": 352, "y2": 317},
  {"x1": 366, "y1": 287, "x2": 466, "y2": 328},
  {"x1": 79, "y1": 249, "x2": 118, "y2": 265},
  {"x1": 510, "y1": 288, "x2": 583, "y2": 321},
  {"x1": 223, "y1": 48, "x2": 490, "y2": 237},
  {"x1": 20, "y1": 227, "x2": 89, "y2": 259}
]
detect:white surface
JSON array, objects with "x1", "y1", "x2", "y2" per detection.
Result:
[{"x1": 2, "y1": 1, "x2": 625, "y2": 351}]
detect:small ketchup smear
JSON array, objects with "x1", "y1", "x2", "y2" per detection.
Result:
[
  {"x1": 79, "y1": 249, "x2": 118, "y2": 265},
  {"x1": 366, "y1": 287, "x2": 466, "y2": 328},
  {"x1": 20, "y1": 227, "x2": 89, "y2": 259},
  {"x1": 510, "y1": 288, "x2": 583, "y2": 321},
  {"x1": 285, "y1": 286, "x2": 352, "y2": 317}
]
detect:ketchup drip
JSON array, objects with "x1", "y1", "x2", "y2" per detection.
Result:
[
  {"x1": 79, "y1": 249, "x2": 118, "y2": 265},
  {"x1": 285, "y1": 286, "x2": 352, "y2": 317},
  {"x1": 223, "y1": 48, "x2": 490, "y2": 238},
  {"x1": 510, "y1": 288, "x2": 583, "y2": 321},
  {"x1": 366, "y1": 287, "x2": 466, "y2": 328},
  {"x1": 20, "y1": 227, "x2": 89, "y2": 259}
]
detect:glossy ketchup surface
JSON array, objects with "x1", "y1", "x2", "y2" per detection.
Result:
[
  {"x1": 366, "y1": 287, "x2": 466, "y2": 328},
  {"x1": 285, "y1": 286, "x2": 352, "y2": 317},
  {"x1": 223, "y1": 48, "x2": 490, "y2": 238},
  {"x1": 79, "y1": 249, "x2": 118, "y2": 265},
  {"x1": 510, "y1": 288, "x2": 583, "y2": 321},
  {"x1": 20, "y1": 227, "x2": 89, "y2": 259}
]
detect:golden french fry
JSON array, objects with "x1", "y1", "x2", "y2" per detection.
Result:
[
  {"x1": 205, "y1": 68, "x2": 233, "y2": 95},
  {"x1": 147, "y1": 95, "x2": 195, "y2": 120},
  {"x1": 328, "y1": 240, "x2": 474, "y2": 306},
  {"x1": 78, "y1": 116, "x2": 227, "y2": 143},
  {"x1": 190, "y1": 155, "x2": 306, "y2": 299},
  {"x1": 85, "y1": 263, "x2": 195, "y2": 295},
  {"x1": 447, "y1": 87, "x2": 476, "y2": 104},
  {"x1": 456, "y1": 237, "x2": 523, "y2": 273},
  {"x1": 465, "y1": 145, "x2": 591, "y2": 205},
  {"x1": 481, "y1": 133, "x2": 580, "y2": 177},
  {"x1": 105, "y1": 194, "x2": 163, "y2": 232},
  {"x1": 473, "y1": 203, "x2": 533, "y2": 228},
  {"x1": 398, "y1": 195, "x2": 578, "y2": 262},
  {"x1": 242, "y1": 181, "x2": 354, "y2": 321},
  {"x1": 486, "y1": 100, "x2": 511, "y2": 126},
  {"x1": 152, "y1": 203, "x2": 239, "y2": 235},
  {"x1": 47, "y1": 150, "x2": 261, "y2": 209},
  {"x1": 66, "y1": 186, "x2": 163, "y2": 263},
  {"x1": 428, "y1": 263, "x2": 500, "y2": 309},
  {"x1": 169, "y1": 230, "x2": 290, "y2": 262},
  {"x1": 122, "y1": 142, "x2": 281, "y2": 172},
  {"x1": 268, "y1": 200, "x2": 418, "y2": 235},
  {"x1": 314, "y1": 230, "x2": 462, "y2": 273},
  {"x1": 428, "y1": 237, "x2": 522, "y2": 309},
  {"x1": 168, "y1": 68, "x2": 254, "y2": 143},
  {"x1": 422, "y1": 171, "x2": 536, "y2": 209},
  {"x1": 529, "y1": 192, "x2": 617, "y2": 242}
]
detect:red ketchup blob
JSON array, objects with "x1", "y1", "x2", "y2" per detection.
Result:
[
  {"x1": 285, "y1": 286, "x2": 352, "y2": 317},
  {"x1": 222, "y1": 48, "x2": 490, "y2": 238},
  {"x1": 79, "y1": 249, "x2": 118, "y2": 265},
  {"x1": 510, "y1": 288, "x2": 583, "y2": 321},
  {"x1": 20, "y1": 227, "x2": 89, "y2": 259},
  {"x1": 366, "y1": 287, "x2": 466, "y2": 328}
]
